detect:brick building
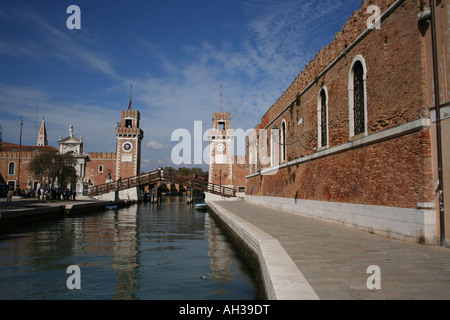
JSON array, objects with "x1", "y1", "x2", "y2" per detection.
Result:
[
  {"x1": 0, "y1": 108, "x2": 143, "y2": 199},
  {"x1": 245, "y1": 0, "x2": 449, "y2": 244},
  {"x1": 0, "y1": 142, "x2": 58, "y2": 193},
  {"x1": 0, "y1": 118, "x2": 58, "y2": 193}
]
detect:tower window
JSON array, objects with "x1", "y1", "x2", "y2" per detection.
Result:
[
  {"x1": 218, "y1": 121, "x2": 225, "y2": 131},
  {"x1": 125, "y1": 119, "x2": 133, "y2": 128},
  {"x1": 99, "y1": 165, "x2": 103, "y2": 173}
]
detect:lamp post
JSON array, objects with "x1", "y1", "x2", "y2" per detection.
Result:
[
  {"x1": 429, "y1": 0, "x2": 445, "y2": 246},
  {"x1": 17, "y1": 117, "x2": 23, "y2": 195},
  {"x1": 215, "y1": 170, "x2": 227, "y2": 193}
]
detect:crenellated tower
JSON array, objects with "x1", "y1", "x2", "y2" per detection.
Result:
[
  {"x1": 208, "y1": 112, "x2": 233, "y2": 186},
  {"x1": 115, "y1": 109, "x2": 144, "y2": 180}
]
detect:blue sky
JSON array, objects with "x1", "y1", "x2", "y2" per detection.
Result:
[{"x1": 0, "y1": 0, "x2": 362, "y2": 172}]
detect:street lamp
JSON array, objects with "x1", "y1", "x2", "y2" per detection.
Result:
[
  {"x1": 17, "y1": 117, "x2": 23, "y2": 195},
  {"x1": 215, "y1": 170, "x2": 226, "y2": 186},
  {"x1": 215, "y1": 170, "x2": 227, "y2": 194}
]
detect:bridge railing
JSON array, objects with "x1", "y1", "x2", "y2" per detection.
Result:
[
  {"x1": 160, "y1": 172, "x2": 236, "y2": 198},
  {"x1": 87, "y1": 169, "x2": 236, "y2": 198}
]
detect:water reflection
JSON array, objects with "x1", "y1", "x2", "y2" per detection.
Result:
[{"x1": 0, "y1": 198, "x2": 257, "y2": 300}]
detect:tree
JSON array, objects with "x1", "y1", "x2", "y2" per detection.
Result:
[
  {"x1": 169, "y1": 167, "x2": 208, "y2": 179},
  {"x1": 29, "y1": 151, "x2": 78, "y2": 189}
]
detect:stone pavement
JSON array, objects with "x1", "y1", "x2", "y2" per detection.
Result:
[{"x1": 213, "y1": 199, "x2": 450, "y2": 300}]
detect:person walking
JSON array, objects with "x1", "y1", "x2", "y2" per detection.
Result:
[{"x1": 7, "y1": 188, "x2": 13, "y2": 202}]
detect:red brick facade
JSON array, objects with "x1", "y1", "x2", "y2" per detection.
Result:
[
  {"x1": 86, "y1": 152, "x2": 117, "y2": 187},
  {"x1": 0, "y1": 142, "x2": 58, "y2": 191},
  {"x1": 244, "y1": 0, "x2": 449, "y2": 243}
]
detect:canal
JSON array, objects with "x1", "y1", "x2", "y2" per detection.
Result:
[{"x1": 0, "y1": 198, "x2": 259, "y2": 300}]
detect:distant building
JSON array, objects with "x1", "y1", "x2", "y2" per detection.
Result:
[
  {"x1": 58, "y1": 124, "x2": 88, "y2": 193},
  {"x1": 0, "y1": 108, "x2": 144, "y2": 200},
  {"x1": 0, "y1": 141, "x2": 58, "y2": 192}
]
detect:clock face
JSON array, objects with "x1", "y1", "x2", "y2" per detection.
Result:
[
  {"x1": 122, "y1": 142, "x2": 133, "y2": 152},
  {"x1": 216, "y1": 144, "x2": 225, "y2": 152}
]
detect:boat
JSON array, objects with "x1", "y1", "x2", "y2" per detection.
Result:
[{"x1": 194, "y1": 202, "x2": 208, "y2": 210}]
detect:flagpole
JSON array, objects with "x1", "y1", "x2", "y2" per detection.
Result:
[{"x1": 128, "y1": 82, "x2": 133, "y2": 110}]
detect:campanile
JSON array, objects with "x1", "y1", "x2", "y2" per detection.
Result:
[{"x1": 115, "y1": 109, "x2": 144, "y2": 180}]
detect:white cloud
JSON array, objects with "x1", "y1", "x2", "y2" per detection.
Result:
[
  {"x1": 0, "y1": 84, "x2": 118, "y2": 152},
  {"x1": 146, "y1": 140, "x2": 168, "y2": 150}
]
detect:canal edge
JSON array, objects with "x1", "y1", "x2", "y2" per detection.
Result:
[
  {"x1": 0, "y1": 199, "x2": 139, "y2": 231},
  {"x1": 207, "y1": 200, "x2": 320, "y2": 300}
]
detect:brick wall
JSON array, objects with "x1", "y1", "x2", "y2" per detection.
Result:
[
  {"x1": 246, "y1": 0, "x2": 435, "y2": 209},
  {"x1": 0, "y1": 151, "x2": 37, "y2": 190},
  {"x1": 86, "y1": 152, "x2": 117, "y2": 186}
]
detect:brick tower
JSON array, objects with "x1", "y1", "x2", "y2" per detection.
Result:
[
  {"x1": 208, "y1": 112, "x2": 233, "y2": 187},
  {"x1": 115, "y1": 109, "x2": 144, "y2": 181}
]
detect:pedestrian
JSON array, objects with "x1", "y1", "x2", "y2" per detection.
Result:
[
  {"x1": 72, "y1": 189, "x2": 76, "y2": 201},
  {"x1": 7, "y1": 189, "x2": 13, "y2": 202}
]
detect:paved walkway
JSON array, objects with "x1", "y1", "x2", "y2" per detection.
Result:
[{"x1": 214, "y1": 200, "x2": 450, "y2": 300}]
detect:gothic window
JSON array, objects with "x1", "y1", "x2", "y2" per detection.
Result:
[
  {"x1": 8, "y1": 162, "x2": 15, "y2": 175},
  {"x1": 353, "y1": 61, "x2": 365, "y2": 135},
  {"x1": 270, "y1": 125, "x2": 281, "y2": 167},
  {"x1": 281, "y1": 120, "x2": 287, "y2": 162},
  {"x1": 348, "y1": 55, "x2": 367, "y2": 138},
  {"x1": 318, "y1": 88, "x2": 328, "y2": 148}
]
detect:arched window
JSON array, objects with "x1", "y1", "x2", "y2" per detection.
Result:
[
  {"x1": 8, "y1": 162, "x2": 15, "y2": 175},
  {"x1": 270, "y1": 126, "x2": 280, "y2": 167},
  {"x1": 281, "y1": 120, "x2": 287, "y2": 162},
  {"x1": 348, "y1": 55, "x2": 367, "y2": 138},
  {"x1": 318, "y1": 87, "x2": 329, "y2": 148}
]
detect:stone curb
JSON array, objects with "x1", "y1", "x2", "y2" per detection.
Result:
[{"x1": 207, "y1": 200, "x2": 319, "y2": 300}]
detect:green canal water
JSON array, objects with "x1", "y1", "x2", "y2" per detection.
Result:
[{"x1": 0, "y1": 198, "x2": 258, "y2": 300}]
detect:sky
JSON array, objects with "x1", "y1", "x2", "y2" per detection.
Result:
[{"x1": 0, "y1": 0, "x2": 363, "y2": 172}]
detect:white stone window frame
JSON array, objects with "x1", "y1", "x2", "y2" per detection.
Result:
[
  {"x1": 348, "y1": 55, "x2": 368, "y2": 139},
  {"x1": 8, "y1": 162, "x2": 15, "y2": 176},
  {"x1": 280, "y1": 119, "x2": 287, "y2": 163},
  {"x1": 317, "y1": 86, "x2": 330, "y2": 150},
  {"x1": 270, "y1": 126, "x2": 280, "y2": 168}
]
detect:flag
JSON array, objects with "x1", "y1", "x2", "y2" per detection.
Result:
[{"x1": 128, "y1": 83, "x2": 132, "y2": 110}]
